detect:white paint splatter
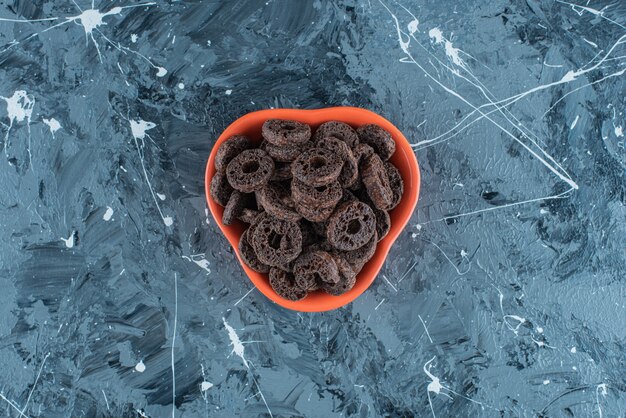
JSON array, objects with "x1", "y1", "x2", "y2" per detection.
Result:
[
  {"x1": 223, "y1": 317, "x2": 248, "y2": 368},
  {"x1": 407, "y1": 19, "x2": 419, "y2": 34},
  {"x1": 498, "y1": 290, "x2": 527, "y2": 335},
  {"x1": 128, "y1": 119, "x2": 173, "y2": 227},
  {"x1": 156, "y1": 193, "x2": 166, "y2": 201},
  {"x1": 428, "y1": 27, "x2": 469, "y2": 70},
  {"x1": 60, "y1": 232, "x2": 75, "y2": 248},
  {"x1": 570, "y1": 115, "x2": 579, "y2": 130},
  {"x1": 0, "y1": 4, "x2": 166, "y2": 77},
  {"x1": 225, "y1": 89, "x2": 232, "y2": 95},
  {"x1": 540, "y1": 209, "x2": 549, "y2": 214},
  {"x1": 418, "y1": 315, "x2": 433, "y2": 343},
  {"x1": 583, "y1": 38, "x2": 598, "y2": 48},
  {"x1": 201, "y1": 381, "x2": 213, "y2": 391},
  {"x1": 43, "y1": 117, "x2": 61, "y2": 138},
  {"x1": 131, "y1": 34, "x2": 138, "y2": 43},
  {"x1": 178, "y1": 83, "x2": 185, "y2": 90},
  {"x1": 182, "y1": 255, "x2": 211, "y2": 273},
  {"x1": 543, "y1": 379, "x2": 550, "y2": 385},
  {"x1": 135, "y1": 360, "x2": 146, "y2": 372},
  {"x1": 130, "y1": 119, "x2": 156, "y2": 140},
  {"x1": 596, "y1": 383, "x2": 608, "y2": 418},
  {"x1": 615, "y1": 125, "x2": 623, "y2": 137},
  {"x1": 537, "y1": 327, "x2": 544, "y2": 333},
  {"x1": 1, "y1": 90, "x2": 35, "y2": 159},
  {"x1": 570, "y1": 347, "x2": 577, "y2": 353},
  {"x1": 171, "y1": 273, "x2": 178, "y2": 418},
  {"x1": 428, "y1": 28, "x2": 444, "y2": 43},
  {"x1": 103, "y1": 206, "x2": 114, "y2": 221}
]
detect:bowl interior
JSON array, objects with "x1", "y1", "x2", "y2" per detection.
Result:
[{"x1": 205, "y1": 107, "x2": 420, "y2": 312}]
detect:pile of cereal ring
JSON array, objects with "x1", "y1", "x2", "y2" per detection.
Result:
[{"x1": 210, "y1": 119, "x2": 403, "y2": 301}]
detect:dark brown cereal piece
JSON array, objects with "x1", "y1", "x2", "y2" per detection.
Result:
[
  {"x1": 246, "y1": 211, "x2": 268, "y2": 250},
  {"x1": 326, "y1": 201, "x2": 376, "y2": 251},
  {"x1": 251, "y1": 216, "x2": 302, "y2": 266},
  {"x1": 291, "y1": 148, "x2": 343, "y2": 187},
  {"x1": 256, "y1": 182, "x2": 301, "y2": 222},
  {"x1": 300, "y1": 220, "x2": 318, "y2": 247},
  {"x1": 337, "y1": 231, "x2": 377, "y2": 273},
  {"x1": 222, "y1": 191, "x2": 253, "y2": 225},
  {"x1": 384, "y1": 161, "x2": 404, "y2": 210},
  {"x1": 226, "y1": 149, "x2": 274, "y2": 193},
  {"x1": 265, "y1": 141, "x2": 309, "y2": 163},
  {"x1": 361, "y1": 154, "x2": 394, "y2": 210},
  {"x1": 372, "y1": 205, "x2": 390, "y2": 241},
  {"x1": 238, "y1": 229, "x2": 270, "y2": 273},
  {"x1": 317, "y1": 137, "x2": 359, "y2": 187},
  {"x1": 215, "y1": 135, "x2": 252, "y2": 172},
  {"x1": 210, "y1": 170, "x2": 233, "y2": 207},
  {"x1": 348, "y1": 143, "x2": 375, "y2": 192},
  {"x1": 262, "y1": 119, "x2": 311, "y2": 146},
  {"x1": 271, "y1": 162, "x2": 293, "y2": 181},
  {"x1": 294, "y1": 250, "x2": 339, "y2": 290},
  {"x1": 307, "y1": 240, "x2": 333, "y2": 252},
  {"x1": 357, "y1": 124, "x2": 396, "y2": 161},
  {"x1": 324, "y1": 255, "x2": 357, "y2": 296},
  {"x1": 275, "y1": 259, "x2": 296, "y2": 273},
  {"x1": 312, "y1": 121, "x2": 359, "y2": 148},
  {"x1": 291, "y1": 178, "x2": 342, "y2": 209},
  {"x1": 238, "y1": 208, "x2": 261, "y2": 224},
  {"x1": 295, "y1": 201, "x2": 334, "y2": 223},
  {"x1": 269, "y1": 268, "x2": 307, "y2": 301},
  {"x1": 339, "y1": 189, "x2": 358, "y2": 205},
  {"x1": 353, "y1": 143, "x2": 375, "y2": 163}
]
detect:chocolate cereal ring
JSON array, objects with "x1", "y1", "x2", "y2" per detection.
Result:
[
  {"x1": 384, "y1": 161, "x2": 404, "y2": 210},
  {"x1": 353, "y1": 143, "x2": 375, "y2": 163},
  {"x1": 226, "y1": 149, "x2": 274, "y2": 193},
  {"x1": 294, "y1": 250, "x2": 339, "y2": 290},
  {"x1": 291, "y1": 178, "x2": 342, "y2": 209},
  {"x1": 317, "y1": 137, "x2": 359, "y2": 187},
  {"x1": 256, "y1": 182, "x2": 301, "y2": 222},
  {"x1": 238, "y1": 208, "x2": 261, "y2": 224},
  {"x1": 251, "y1": 216, "x2": 302, "y2": 266},
  {"x1": 223, "y1": 191, "x2": 253, "y2": 225},
  {"x1": 271, "y1": 162, "x2": 293, "y2": 181},
  {"x1": 326, "y1": 201, "x2": 376, "y2": 251},
  {"x1": 292, "y1": 148, "x2": 343, "y2": 187},
  {"x1": 337, "y1": 231, "x2": 377, "y2": 273},
  {"x1": 238, "y1": 229, "x2": 270, "y2": 273},
  {"x1": 312, "y1": 121, "x2": 359, "y2": 148},
  {"x1": 295, "y1": 201, "x2": 334, "y2": 222},
  {"x1": 210, "y1": 170, "x2": 233, "y2": 207},
  {"x1": 269, "y1": 268, "x2": 307, "y2": 301},
  {"x1": 265, "y1": 142, "x2": 308, "y2": 163},
  {"x1": 361, "y1": 154, "x2": 394, "y2": 210},
  {"x1": 324, "y1": 255, "x2": 357, "y2": 296},
  {"x1": 215, "y1": 135, "x2": 252, "y2": 172},
  {"x1": 357, "y1": 124, "x2": 396, "y2": 161},
  {"x1": 372, "y1": 205, "x2": 391, "y2": 241},
  {"x1": 262, "y1": 119, "x2": 311, "y2": 146}
]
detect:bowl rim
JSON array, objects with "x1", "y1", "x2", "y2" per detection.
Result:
[{"x1": 205, "y1": 107, "x2": 420, "y2": 312}]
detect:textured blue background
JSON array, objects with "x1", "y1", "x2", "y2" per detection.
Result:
[{"x1": 0, "y1": 1, "x2": 625, "y2": 417}]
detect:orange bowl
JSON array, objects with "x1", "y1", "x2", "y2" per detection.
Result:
[{"x1": 205, "y1": 107, "x2": 420, "y2": 312}]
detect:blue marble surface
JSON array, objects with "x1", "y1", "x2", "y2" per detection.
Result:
[{"x1": 0, "y1": 0, "x2": 625, "y2": 417}]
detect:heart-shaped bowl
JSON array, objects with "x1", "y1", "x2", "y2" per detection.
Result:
[{"x1": 205, "y1": 107, "x2": 420, "y2": 312}]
